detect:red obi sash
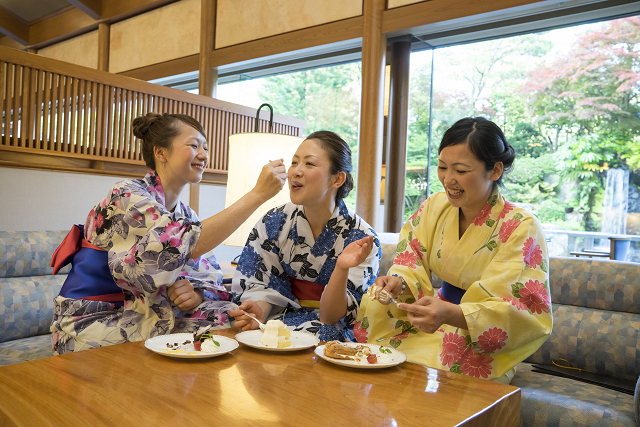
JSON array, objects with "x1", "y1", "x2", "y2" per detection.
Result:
[{"x1": 290, "y1": 277, "x2": 324, "y2": 309}]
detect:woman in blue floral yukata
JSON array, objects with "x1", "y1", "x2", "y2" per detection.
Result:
[
  {"x1": 229, "y1": 131, "x2": 381, "y2": 342},
  {"x1": 50, "y1": 113, "x2": 288, "y2": 354}
]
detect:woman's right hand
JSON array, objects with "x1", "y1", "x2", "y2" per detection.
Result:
[
  {"x1": 251, "y1": 159, "x2": 288, "y2": 203},
  {"x1": 372, "y1": 275, "x2": 405, "y2": 305},
  {"x1": 228, "y1": 301, "x2": 266, "y2": 331}
]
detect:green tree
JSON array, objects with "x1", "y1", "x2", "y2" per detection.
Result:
[{"x1": 521, "y1": 17, "x2": 640, "y2": 229}]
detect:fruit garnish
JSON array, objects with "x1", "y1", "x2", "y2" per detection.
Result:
[{"x1": 367, "y1": 354, "x2": 377, "y2": 364}]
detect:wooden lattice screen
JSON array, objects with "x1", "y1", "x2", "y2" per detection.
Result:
[{"x1": 0, "y1": 46, "x2": 305, "y2": 183}]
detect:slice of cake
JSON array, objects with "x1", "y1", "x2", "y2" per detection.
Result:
[
  {"x1": 323, "y1": 340, "x2": 372, "y2": 362},
  {"x1": 261, "y1": 320, "x2": 292, "y2": 348},
  {"x1": 367, "y1": 285, "x2": 393, "y2": 302}
]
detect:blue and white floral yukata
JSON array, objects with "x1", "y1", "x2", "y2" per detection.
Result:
[
  {"x1": 50, "y1": 170, "x2": 237, "y2": 355},
  {"x1": 231, "y1": 201, "x2": 380, "y2": 342}
]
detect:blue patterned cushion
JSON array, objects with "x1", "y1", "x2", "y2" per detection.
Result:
[
  {"x1": 0, "y1": 275, "x2": 66, "y2": 343},
  {"x1": 0, "y1": 334, "x2": 53, "y2": 362},
  {"x1": 549, "y1": 257, "x2": 640, "y2": 315},
  {"x1": 0, "y1": 230, "x2": 70, "y2": 278},
  {"x1": 514, "y1": 363, "x2": 636, "y2": 427},
  {"x1": 526, "y1": 304, "x2": 640, "y2": 382}
]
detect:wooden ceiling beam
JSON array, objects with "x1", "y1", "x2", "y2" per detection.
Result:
[
  {"x1": 28, "y1": 0, "x2": 177, "y2": 48},
  {"x1": 66, "y1": 0, "x2": 103, "y2": 20},
  {"x1": 0, "y1": 5, "x2": 28, "y2": 46}
]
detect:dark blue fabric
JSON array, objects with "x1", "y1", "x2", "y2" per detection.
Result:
[
  {"x1": 440, "y1": 280, "x2": 465, "y2": 305},
  {"x1": 59, "y1": 247, "x2": 123, "y2": 306}
]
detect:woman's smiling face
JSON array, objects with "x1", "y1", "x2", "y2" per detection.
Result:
[
  {"x1": 163, "y1": 124, "x2": 209, "y2": 185},
  {"x1": 288, "y1": 139, "x2": 341, "y2": 209},
  {"x1": 437, "y1": 142, "x2": 501, "y2": 218}
]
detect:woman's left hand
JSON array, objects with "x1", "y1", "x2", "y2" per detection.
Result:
[
  {"x1": 167, "y1": 279, "x2": 204, "y2": 311},
  {"x1": 397, "y1": 296, "x2": 468, "y2": 333},
  {"x1": 336, "y1": 235, "x2": 374, "y2": 270}
]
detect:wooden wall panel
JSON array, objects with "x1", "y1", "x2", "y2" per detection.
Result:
[
  {"x1": 216, "y1": 0, "x2": 362, "y2": 49},
  {"x1": 387, "y1": 0, "x2": 426, "y2": 8},
  {"x1": 109, "y1": 0, "x2": 200, "y2": 74},
  {"x1": 38, "y1": 31, "x2": 99, "y2": 70}
]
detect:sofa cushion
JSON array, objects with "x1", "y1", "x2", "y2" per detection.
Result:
[
  {"x1": 0, "y1": 352, "x2": 27, "y2": 366},
  {"x1": 513, "y1": 363, "x2": 636, "y2": 427},
  {"x1": 549, "y1": 257, "x2": 640, "y2": 315},
  {"x1": 526, "y1": 304, "x2": 640, "y2": 382},
  {"x1": 0, "y1": 230, "x2": 70, "y2": 278},
  {"x1": 0, "y1": 334, "x2": 52, "y2": 362},
  {"x1": 0, "y1": 275, "x2": 66, "y2": 343}
]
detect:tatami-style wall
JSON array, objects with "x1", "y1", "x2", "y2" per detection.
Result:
[{"x1": 215, "y1": 0, "x2": 362, "y2": 48}]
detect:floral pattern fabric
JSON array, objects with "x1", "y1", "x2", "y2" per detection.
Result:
[
  {"x1": 50, "y1": 170, "x2": 237, "y2": 355},
  {"x1": 232, "y1": 201, "x2": 380, "y2": 342},
  {"x1": 356, "y1": 188, "x2": 552, "y2": 381}
]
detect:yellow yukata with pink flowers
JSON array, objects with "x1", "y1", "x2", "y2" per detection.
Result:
[{"x1": 355, "y1": 188, "x2": 552, "y2": 382}]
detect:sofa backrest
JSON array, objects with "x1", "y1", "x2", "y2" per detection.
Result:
[
  {"x1": 526, "y1": 256, "x2": 640, "y2": 382},
  {"x1": 0, "y1": 230, "x2": 70, "y2": 278},
  {"x1": 0, "y1": 230, "x2": 69, "y2": 343}
]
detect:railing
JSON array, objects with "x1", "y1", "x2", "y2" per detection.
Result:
[
  {"x1": 0, "y1": 46, "x2": 305, "y2": 183},
  {"x1": 544, "y1": 228, "x2": 640, "y2": 263}
]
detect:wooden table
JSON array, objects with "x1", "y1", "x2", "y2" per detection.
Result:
[{"x1": 0, "y1": 329, "x2": 520, "y2": 427}]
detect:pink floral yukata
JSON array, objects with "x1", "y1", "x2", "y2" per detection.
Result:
[{"x1": 50, "y1": 170, "x2": 237, "y2": 355}]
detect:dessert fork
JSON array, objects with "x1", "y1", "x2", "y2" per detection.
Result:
[{"x1": 242, "y1": 311, "x2": 265, "y2": 330}]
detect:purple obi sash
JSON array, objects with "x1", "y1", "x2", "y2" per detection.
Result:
[
  {"x1": 437, "y1": 280, "x2": 466, "y2": 305},
  {"x1": 52, "y1": 225, "x2": 124, "y2": 306}
]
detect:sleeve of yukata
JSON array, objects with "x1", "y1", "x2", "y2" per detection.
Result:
[
  {"x1": 458, "y1": 214, "x2": 552, "y2": 363},
  {"x1": 386, "y1": 197, "x2": 436, "y2": 300},
  {"x1": 341, "y1": 228, "x2": 381, "y2": 325},
  {"x1": 231, "y1": 207, "x2": 297, "y2": 308},
  {"x1": 86, "y1": 180, "x2": 203, "y2": 297}
]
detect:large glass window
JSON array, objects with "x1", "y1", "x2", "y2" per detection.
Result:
[
  {"x1": 407, "y1": 16, "x2": 640, "y2": 260},
  {"x1": 214, "y1": 62, "x2": 363, "y2": 209}
]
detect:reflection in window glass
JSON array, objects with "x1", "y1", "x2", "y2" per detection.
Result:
[
  {"x1": 216, "y1": 63, "x2": 362, "y2": 210},
  {"x1": 408, "y1": 16, "x2": 640, "y2": 260}
]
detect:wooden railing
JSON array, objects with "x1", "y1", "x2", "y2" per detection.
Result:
[{"x1": 0, "y1": 46, "x2": 305, "y2": 184}]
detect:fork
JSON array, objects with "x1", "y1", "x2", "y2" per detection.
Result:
[{"x1": 242, "y1": 311, "x2": 265, "y2": 330}]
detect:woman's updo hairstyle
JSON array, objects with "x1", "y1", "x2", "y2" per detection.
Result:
[
  {"x1": 133, "y1": 112, "x2": 206, "y2": 170},
  {"x1": 439, "y1": 117, "x2": 515, "y2": 188},
  {"x1": 305, "y1": 130, "x2": 354, "y2": 202}
]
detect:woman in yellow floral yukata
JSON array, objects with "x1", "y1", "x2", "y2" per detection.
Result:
[{"x1": 356, "y1": 117, "x2": 552, "y2": 383}]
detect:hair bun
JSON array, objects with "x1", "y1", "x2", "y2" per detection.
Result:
[{"x1": 132, "y1": 112, "x2": 161, "y2": 139}]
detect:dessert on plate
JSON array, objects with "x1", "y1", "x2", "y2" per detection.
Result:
[
  {"x1": 261, "y1": 319, "x2": 292, "y2": 348},
  {"x1": 323, "y1": 340, "x2": 377, "y2": 363},
  {"x1": 193, "y1": 325, "x2": 221, "y2": 353}
]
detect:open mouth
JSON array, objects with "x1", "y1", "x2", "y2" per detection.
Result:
[
  {"x1": 291, "y1": 182, "x2": 303, "y2": 188},
  {"x1": 447, "y1": 188, "x2": 464, "y2": 197},
  {"x1": 192, "y1": 164, "x2": 204, "y2": 171}
]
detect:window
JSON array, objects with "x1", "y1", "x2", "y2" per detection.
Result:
[
  {"x1": 407, "y1": 16, "x2": 640, "y2": 260},
  {"x1": 215, "y1": 62, "x2": 363, "y2": 210}
]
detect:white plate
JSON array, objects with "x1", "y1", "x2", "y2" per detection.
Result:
[
  {"x1": 145, "y1": 333, "x2": 239, "y2": 358},
  {"x1": 314, "y1": 343, "x2": 407, "y2": 369},
  {"x1": 235, "y1": 329, "x2": 320, "y2": 352}
]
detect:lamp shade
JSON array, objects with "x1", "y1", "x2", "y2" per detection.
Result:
[{"x1": 223, "y1": 132, "x2": 303, "y2": 247}]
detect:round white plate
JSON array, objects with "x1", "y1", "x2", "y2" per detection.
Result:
[
  {"x1": 314, "y1": 343, "x2": 406, "y2": 369},
  {"x1": 235, "y1": 329, "x2": 320, "y2": 352},
  {"x1": 145, "y1": 333, "x2": 239, "y2": 359}
]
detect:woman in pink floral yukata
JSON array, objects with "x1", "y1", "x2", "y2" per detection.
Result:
[
  {"x1": 356, "y1": 117, "x2": 552, "y2": 383},
  {"x1": 50, "y1": 113, "x2": 288, "y2": 354}
]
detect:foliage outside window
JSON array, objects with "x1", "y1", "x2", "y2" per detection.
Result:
[
  {"x1": 215, "y1": 63, "x2": 362, "y2": 210},
  {"x1": 407, "y1": 16, "x2": 640, "y2": 246}
]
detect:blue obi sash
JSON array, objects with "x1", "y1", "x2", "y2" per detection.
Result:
[
  {"x1": 437, "y1": 280, "x2": 466, "y2": 305},
  {"x1": 52, "y1": 225, "x2": 124, "y2": 306}
]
